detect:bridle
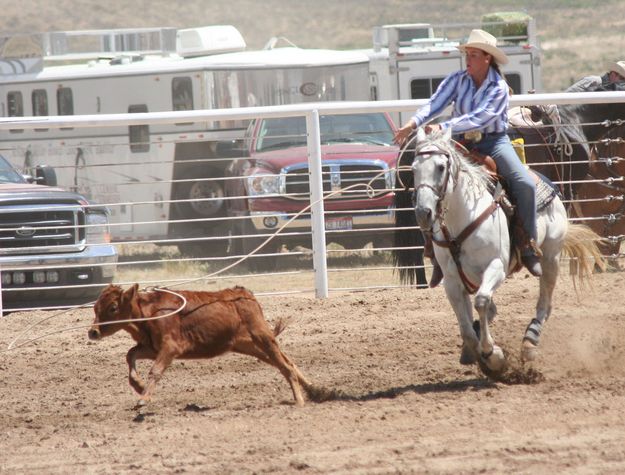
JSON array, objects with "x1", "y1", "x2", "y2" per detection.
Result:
[{"x1": 411, "y1": 144, "x2": 457, "y2": 227}]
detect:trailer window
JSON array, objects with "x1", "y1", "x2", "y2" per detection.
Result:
[
  {"x1": 32, "y1": 89, "x2": 49, "y2": 116},
  {"x1": 172, "y1": 77, "x2": 193, "y2": 111},
  {"x1": 57, "y1": 87, "x2": 74, "y2": 115},
  {"x1": 7, "y1": 91, "x2": 23, "y2": 117},
  {"x1": 128, "y1": 104, "x2": 150, "y2": 153},
  {"x1": 57, "y1": 87, "x2": 74, "y2": 130},
  {"x1": 7, "y1": 91, "x2": 24, "y2": 133},
  {"x1": 506, "y1": 74, "x2": 522, "y2": 94},
  {"x1": 410, "y1": 78, "x2": 445, "y2": 99},
  {"x1": 32, "y1": 89, "x2": 49, "y2": 131}
]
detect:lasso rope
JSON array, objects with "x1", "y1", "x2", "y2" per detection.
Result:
[{"x1": 1, "y1": 170, "x2": 393, "y2": 353}]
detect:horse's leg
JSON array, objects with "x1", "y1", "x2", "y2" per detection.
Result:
[
  {"x1": 522, "y1": 250, "x2": 559, "y2": 361},
  {"x1": 444, "y1": 276, "x2": 479, "y2": 365},
  {"x1": 474, "y1": 259, "x2": 507, "y2": 372}
]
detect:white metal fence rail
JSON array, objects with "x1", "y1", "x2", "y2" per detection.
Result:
[{"x1": 1, "y1": 91, "x2": 625, "y2": 313}]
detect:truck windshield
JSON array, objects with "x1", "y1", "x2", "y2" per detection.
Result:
[
  {"x1": 0, "y1": 156, "x2": 26, "y2": 184},
  {"x1": 255, "y1": 113, "x2": 395, "y2": 152}
]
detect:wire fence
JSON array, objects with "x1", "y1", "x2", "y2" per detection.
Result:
[{"x1": 1, "y1": 92, "x2": 625, "y2": 313}]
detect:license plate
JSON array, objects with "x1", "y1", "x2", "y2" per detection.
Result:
[{"x1": 325, "y1": 216, "x2": 353, "y2": 231}]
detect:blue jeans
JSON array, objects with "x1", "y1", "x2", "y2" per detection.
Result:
[{"x1": 474, "y1": 132, "x2": 537, "y2": 254}]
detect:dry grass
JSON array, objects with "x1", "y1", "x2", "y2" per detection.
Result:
[{"x1": 2, "y1": 0, "x2": 624, "y2": 91}]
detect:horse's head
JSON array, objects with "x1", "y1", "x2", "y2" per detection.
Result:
[{"x1": 409, "y1": 127, "x2": 456, "y2": 232}]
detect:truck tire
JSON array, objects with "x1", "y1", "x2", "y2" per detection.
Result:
[
  {"x1": 172, "y1": 166, "x2": 229, "y2": 257},
  {"x1": 173, "y1": 166, "x2": 225, "y2": 220},
  {"x1": 235, "y1": 218, "x2": 280, "y2": 272}
]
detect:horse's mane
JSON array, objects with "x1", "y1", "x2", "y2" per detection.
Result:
[{"x1": 415, "y1": 132, "x2": 492, "y2": 196}]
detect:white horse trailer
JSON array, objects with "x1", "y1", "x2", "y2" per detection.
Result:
[
  {"x1": 366, "y1": 12, "x2": 542, "y2": 125},
  {"x1": 0, "y1": 26, "x2": 371, "y2": 254}
]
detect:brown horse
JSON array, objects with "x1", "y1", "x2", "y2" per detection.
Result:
[
  {"x1": 568, "y1": 124, "x2": 625, "y2": 258},
  {"x1": 511, "y1": 82, "x2": 625, "y2": 201}
]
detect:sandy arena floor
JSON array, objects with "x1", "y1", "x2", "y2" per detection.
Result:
[{"x1": 1, "y1": 270, "x2": 625, "y2": 474}]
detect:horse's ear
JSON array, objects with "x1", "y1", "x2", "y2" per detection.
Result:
[
  {"x1": 442, "y1": 127, "x2": 452, "y2": 142},
  {"x1": 416, "y1": 127, "x2": 426, "y2": 142}
]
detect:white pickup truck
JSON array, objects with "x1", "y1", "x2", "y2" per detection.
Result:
[{"x1": 0, "y1": 155, "x2": 117, "y2": 312}]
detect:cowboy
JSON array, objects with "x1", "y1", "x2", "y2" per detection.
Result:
[
  {"x1": 394, "y1": 29, "x2": 542, "y2": 288},
  {"x1": 565, "y1": 60, "x2": 625, "y2": 93}
]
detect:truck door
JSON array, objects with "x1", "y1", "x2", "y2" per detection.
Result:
[{"x1": 396, "y1": 56, "x2": 463, "y2": 125}]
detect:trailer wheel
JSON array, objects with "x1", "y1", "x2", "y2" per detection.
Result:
[{"x1": 173, "y1": 167, "x2": 225, "y2": 219}]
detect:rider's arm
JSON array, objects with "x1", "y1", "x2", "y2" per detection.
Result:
[{"x1": 439, "y1": 78, "x2": 508, "y2": 134}]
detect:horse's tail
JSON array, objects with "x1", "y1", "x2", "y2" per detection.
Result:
[
  {"x1": 391, "y1": 145, "x2": 427, "y2": 287},
  {"x1": 561, "y1": 223, "x2": 608, "y2": 284}
]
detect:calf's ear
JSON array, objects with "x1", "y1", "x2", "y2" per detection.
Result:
[{"x1": 121, "y1": 283, "x2": 140, "y2": 307}]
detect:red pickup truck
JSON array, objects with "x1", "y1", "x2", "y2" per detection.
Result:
[{"x1": 225, "y1": 112, "x2": 399, "y2": 270}]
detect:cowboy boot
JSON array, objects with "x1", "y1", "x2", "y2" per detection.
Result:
[
  {"x1": 424, "y1": 233, "x2": 443, "y2": 288},
  {"x1": 521, "y1": 239, "x2": 543, "y2": 277}
]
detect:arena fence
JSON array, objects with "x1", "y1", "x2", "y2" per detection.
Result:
[{"x1": 1, "y1": 91, "x2": 625, "y2": 313}]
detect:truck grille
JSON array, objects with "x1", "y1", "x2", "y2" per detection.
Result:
[
  {"x1": 283, "y1": 161, "x2": 391, "y2": 200},
  {"x1": 0, "y1": 205, "x2": 86, "y2": 255}
]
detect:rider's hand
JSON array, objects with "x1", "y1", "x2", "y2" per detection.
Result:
[
  {"x1": 393, "y1": 120, "x2": 415, "y2": 145},
  {"x1": 424, "y1": 123, "x2": 442, "y2": 134}
]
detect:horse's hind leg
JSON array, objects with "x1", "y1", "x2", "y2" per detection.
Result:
[{"x1": 522, "y1": 252, "x2": 559, "y2": 361}]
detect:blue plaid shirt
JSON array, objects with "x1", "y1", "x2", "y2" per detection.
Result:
[{"x1": 411, "y1": 67, "x2": 509, "y2": 134}]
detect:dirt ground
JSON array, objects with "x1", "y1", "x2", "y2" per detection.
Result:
[{"x1": 1, "y1": 269, "x2": 625, "y2": 474}]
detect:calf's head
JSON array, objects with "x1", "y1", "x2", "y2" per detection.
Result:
[{"x1": 89, "y1": 283, "x2": 141, "y2": 340}]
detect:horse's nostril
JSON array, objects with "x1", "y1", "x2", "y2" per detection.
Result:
[{"x1": 88, "y1": 329, "x2": 100, "y2": 340}]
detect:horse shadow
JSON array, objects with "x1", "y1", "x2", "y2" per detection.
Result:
[{"x1": 307, "y1": 377, "x2": 496, "y2": 403}]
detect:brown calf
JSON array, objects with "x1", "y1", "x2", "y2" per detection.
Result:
[{"x1": 88, "y1": 284, "x2": 311, "y2": 406}]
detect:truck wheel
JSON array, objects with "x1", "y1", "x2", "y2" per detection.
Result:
[
  {"x1": 237, "y1": 219, "x2": 280, "y2": 272},
  {"x1": 172, "y1": 166, "x2": 229, "y2": 257}
]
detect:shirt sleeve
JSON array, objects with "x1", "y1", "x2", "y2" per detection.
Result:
[
  {"x1": 411, "y1": 72, "x2": 460, "y2": 128},
  {"x1": 565, "y1": 75, "x2": 602, "y2": 93},
  {"x1": 439, "y1": 79, "x2": 509, "y2": 133}
]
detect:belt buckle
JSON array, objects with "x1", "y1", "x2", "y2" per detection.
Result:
[{"x1": 464, "y1": 131, "x2": 483, "y2": 143}]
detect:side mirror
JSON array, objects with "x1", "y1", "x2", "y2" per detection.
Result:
[
  {"x1": 34, "y1": 165, "x2": 58, "y2": 187},
  {"x1": 216, "y1": 140, "x2": 249, "y2": 159}
]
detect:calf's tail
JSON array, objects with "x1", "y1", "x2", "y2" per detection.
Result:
[{"x1": 272, "y1": 317, "x2": 289, "y2": 337}]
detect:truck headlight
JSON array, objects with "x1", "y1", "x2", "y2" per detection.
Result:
[
  {"x1": 247, "y1": 173, "x2": 280, "y2": 196},
  {"x1": 86, "y1": 212, "x2": 111, "y2": 244}
]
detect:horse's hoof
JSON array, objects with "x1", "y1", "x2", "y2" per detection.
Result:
[
  {"x1": 459, "y1": 343, "x2": 477, "y2": 365},
  {"x1": 483, "y1": 345, "x2": 506, "y2": 372},
  {"x1": 521, "y1": 339, "x2": 539, "y2": 362}
]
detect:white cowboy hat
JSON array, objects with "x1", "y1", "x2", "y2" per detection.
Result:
[
  {"x1": 608, "y1": 61, "x2": 625, "y2": 78},
  {"x1": 457, "y1": 29, "x2": 509, "y2": 65}
]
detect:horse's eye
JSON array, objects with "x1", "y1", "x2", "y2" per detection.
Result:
[
  {"x1": 108, "y1": 303, "x2": 118, "y2": 315},
  {"x1": 437, "y1": 164, "x2": 446, "y2": 173}
]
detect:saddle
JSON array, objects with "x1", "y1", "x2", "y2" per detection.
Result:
[{"x1": 454, "y1": 139, "x2": 558, "y2": 271}]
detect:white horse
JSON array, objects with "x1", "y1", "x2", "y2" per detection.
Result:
[{"x1": 404, "y1": 127, "x2": 605, "y2": 375}]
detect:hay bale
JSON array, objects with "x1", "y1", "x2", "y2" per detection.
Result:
[{"x1": 481, "y1": 11, "x2": 531, "y2": 42}]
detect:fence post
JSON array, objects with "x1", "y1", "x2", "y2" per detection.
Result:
[{"x1": 306, "y1": 109, "x2": 329, "y2": 298}]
